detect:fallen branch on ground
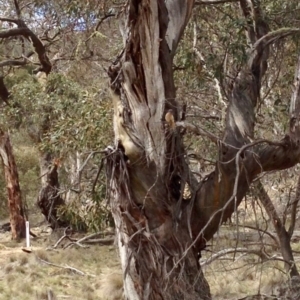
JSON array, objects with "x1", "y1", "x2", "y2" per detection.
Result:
[
  {"x1": 51, "y1": 227, "x2": 76, "y2": 249},
  {"x1": 37, "y1": 257, "x2": 96, "y2": 277},
  {"x1": 50, "y1": 229, "x2": 115, "y2": 249},
  {"x1": 83, "y1": 237, "x2": 114, "y2": 245},
  {"x1": 200, "y1": 247, "x2": 285, "y2": 266}
]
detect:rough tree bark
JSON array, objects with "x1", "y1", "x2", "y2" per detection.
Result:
[
  {"x1": 0, "y1": 131, "x2": 26, "y2": 240},
  {"x1": 105, "y1": 1, "x2": 300, "y2": 299}
]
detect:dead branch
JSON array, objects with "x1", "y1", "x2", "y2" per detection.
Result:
[
  {"x1": 63, "y1": 241, "x2": 88, "y2": 249},
  {"x1": 192, "y1": 22, "x2": 226, "y2": 107},
  {"x1": 0, "y1": 27, "x2": 31, "y2": 38},
  {"x1": 51, "y1": 227, "x2": 76, "y2": 249},
  {"x1": 0, "y1": 59, "x2": 28, "y2": 67},
  {"x1": 83, "y1": 237, "x2": 114, "y2": 245},
  {"x1": 0, "y1": 15, "x2": 51, "y2": 73},
  {"x1": 237, "y1": 293, "x2": 278, "y2": 300},
  {"x1": 200, "y1": 247, "x2": 270, "y2": 266},
  {"x1": 175, "y1": 121, "x2": 218, "y2": 143},
  {"x1": 232, "y1": 224, "x2": 279, "y2": 247},
  {"x1": 63, "y1": 231, "x2": 115, "y2": 249},
  {"x1": 37, "y1": 257, "x2": 95, "y2": 277}
]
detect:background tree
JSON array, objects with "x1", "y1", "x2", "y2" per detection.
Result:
[
  {"x1": 0, "y1": 0, "x2": 116, "y2": 231},
  {"x1": 0, "y1": 130, "x2": 25, "y2": 239}
]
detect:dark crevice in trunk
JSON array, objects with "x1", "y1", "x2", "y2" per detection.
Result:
[{"x1": 37, "y1": 160, "x2": 68, "y2": 229}]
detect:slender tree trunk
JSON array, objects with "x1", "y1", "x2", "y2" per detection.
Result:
[
  {"x1": 0, "y1": 131, "x2": 25, "y2": 240},
  {"x1": 254, "y1": 180, "x2": 299, "y2": 277}
]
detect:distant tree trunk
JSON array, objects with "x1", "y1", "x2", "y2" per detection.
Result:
[
  {"x1": 0, "y1": 131, "x2": 26, "y2": 240},
  {"x1": 37, "y1": 159, "x2": 67, "y2": 229},
  {"x1": 65, "y1": 151, "x2": 81, "y2": 204},
  {"x1": 254, "y1": 180, "x2": 299, "y2": 277},
  {"x1": 106, "y1": 1, "x2": 300, "y2": 299}
]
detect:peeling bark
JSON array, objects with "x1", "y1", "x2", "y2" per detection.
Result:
[
  {"x1": 107, "y1": 1, "x2": 212, "y2": 299},
  {"x1": 0, "y1": 131, "x2": 25, "y2": 240}
]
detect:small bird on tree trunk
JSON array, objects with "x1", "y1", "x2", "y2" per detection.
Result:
[{"x1": 165, "y1": 109, "x2": 176, "y2": 130}]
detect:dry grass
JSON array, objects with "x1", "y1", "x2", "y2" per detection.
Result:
[
  {"x1": 0, "y1": 211, "x2": 299, "y2": 300},
  {"x1": 201, "y1": 216, "x2": 300, "y2": 299},
  {"x1": 0, "y1": 231, "x2": 121, "y2": 300},
  {"x1": 204, "y1": 255, "x2": 287, "y2": 299},
  {"x1": 98, "y1": 268, "x2": 124, "y2": 300}
]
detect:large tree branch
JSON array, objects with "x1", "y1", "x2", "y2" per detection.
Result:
[
  {"x1": 0, "y1": 59, "x2": 28, "y2": 67},
  {"x1": 192, "y1": 1, "x2": 300, "y2": 245},
  {"x1": 0, "y1": 27, "x2": 31, "y2": 38},
  {"x1": 0, "y1": 16, "x2": 51, "y2": 74}
]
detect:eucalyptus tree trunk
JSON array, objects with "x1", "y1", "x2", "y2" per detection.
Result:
[
  {"x1": 106, "y1": 1, "x2": 300, "y2": 299},
  {"x1": 0, "y1": 131, "x2": 26, "y2": 240},
  {"x1": 65, "y1": 151, "x2": 82, "y2": 204}
]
